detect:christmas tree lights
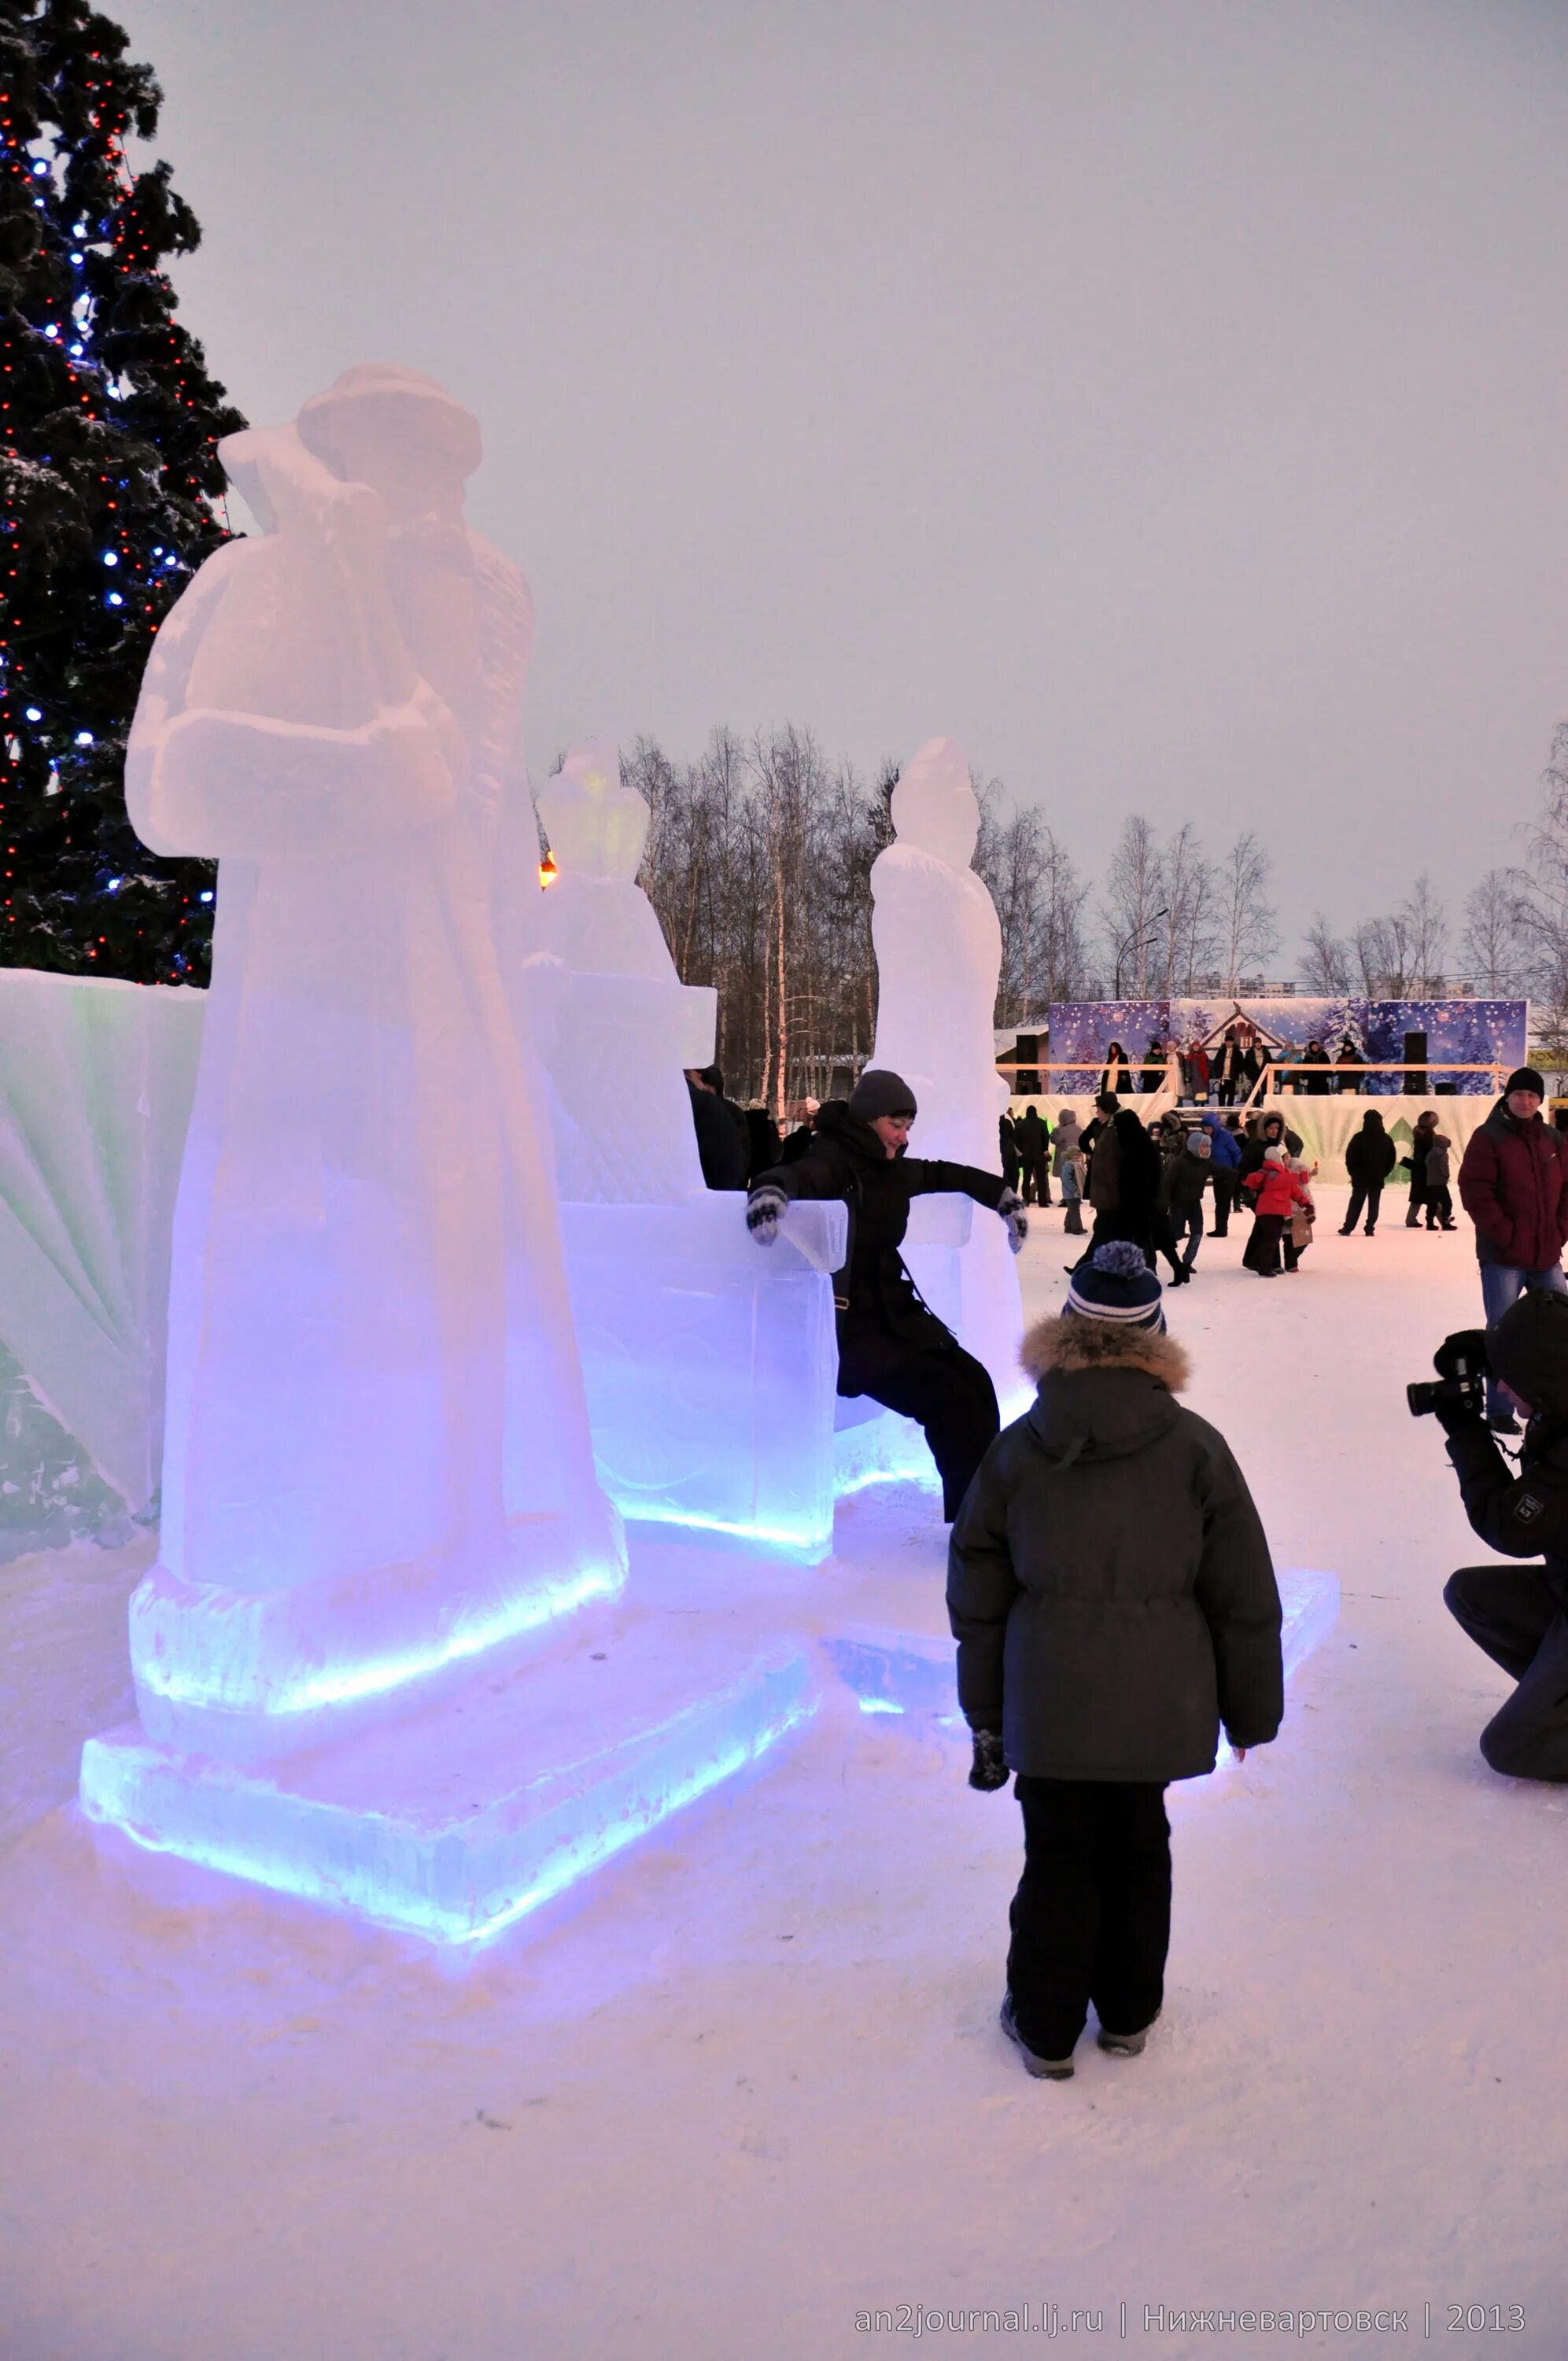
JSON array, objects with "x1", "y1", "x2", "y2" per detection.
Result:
[{"x1": 1, "y1": 0, "x2": 244, "y2": 983}]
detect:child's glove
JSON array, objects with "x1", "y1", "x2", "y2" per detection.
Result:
[
  {"x1": 968, "y1": 1729, "x2": 1009, "y2": 1791},
  {"x1": 995, "y1": 1188, "x2": 1028, "y2": 1254},
  {"x1": 746, "y1": 1184, "x2": 788, "y2": 1246}
]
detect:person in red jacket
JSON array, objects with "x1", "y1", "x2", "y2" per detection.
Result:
[
  {"x1": 1241, "y1": 1146, "x2": 1312, "y2": 1278},
  {"x1": 1459, "y1": 1067, "x2": 1568, "y2": 1431}
]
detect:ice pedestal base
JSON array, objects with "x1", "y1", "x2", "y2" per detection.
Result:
[{"x1": 81, "y1": 1613, "x2": 817, "y2": 1944}]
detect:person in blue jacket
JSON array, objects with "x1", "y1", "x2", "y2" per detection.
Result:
[{"x1": 1202, "y1": 1113, "x2": 1243, "y2": 1237}]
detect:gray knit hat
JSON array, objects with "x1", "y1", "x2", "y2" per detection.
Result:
[{"x1": 849, "y1": 1069, "x2": 918, "y2": 1121}]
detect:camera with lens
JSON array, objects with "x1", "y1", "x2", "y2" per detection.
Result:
[{"x1": 1408, "y1": 1328, "x2": 1491, "y2": 1421}]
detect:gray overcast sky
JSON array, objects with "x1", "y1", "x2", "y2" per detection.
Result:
[{"x1": 120, "y1": 0, "x2": 1568, "y2": 964}]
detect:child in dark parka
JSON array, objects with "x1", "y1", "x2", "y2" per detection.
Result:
[{"x1": 947, "y1": 1240, "x2": 1283, "y2": 2079}]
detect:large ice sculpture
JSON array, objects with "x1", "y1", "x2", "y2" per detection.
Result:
[
  {"x1": 525, "y1": 741, "x2": 716, "y2": 1203},
  {"x1": 118, "y1": 367, "x2": 622, "y2": 1759},
  {"x1": 869, "y1": 738, "x2": 1026, "y2": 1416}
]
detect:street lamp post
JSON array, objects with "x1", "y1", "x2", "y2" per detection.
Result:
[{"x1": 1113, "y1": 907, "x2": 1169, "y2": 998}]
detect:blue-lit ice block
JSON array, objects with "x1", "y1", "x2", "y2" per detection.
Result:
[
  {"x1": 825, "y1": 1569, "x2": 1341, "y2": 1753},
  {"x1": 82, "y1": 1618, "x2": 818, "y2": 1944},
  {"x1": 559, "y1": 1196, "x2": 847, "y2": 1558}
]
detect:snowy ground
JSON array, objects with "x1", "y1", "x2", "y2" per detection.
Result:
[{"x1": 3, "y1": 1189, "x2": 1565, "y2": 2360}]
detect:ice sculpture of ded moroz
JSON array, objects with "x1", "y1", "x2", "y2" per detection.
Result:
[
  {"x1": 869, "y1": 737, "x2": 1026, "y2": 1415},
  {"x1": 123, "y1": 365, "x2": 622, "y2": 1759}
]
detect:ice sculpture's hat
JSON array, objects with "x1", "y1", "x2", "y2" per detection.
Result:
[
  {"x1": 891, "y1": 737, "x2": 979, "y2": 870},
  {"x1": 537, "y1": 741, "x2": 648, "y2": 881},
  {"x1": 297, "y1": 364, "x2": 482, "y2": 486}
]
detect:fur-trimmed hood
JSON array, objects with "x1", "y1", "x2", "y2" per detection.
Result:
[{"x1": 1021, "y1": 1313, "x2": 1190, "y2": 1393}]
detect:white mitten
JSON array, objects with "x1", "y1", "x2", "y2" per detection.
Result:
[{"x1": 996, "y1": 1186, "x2": 1028, "y2": 1254}]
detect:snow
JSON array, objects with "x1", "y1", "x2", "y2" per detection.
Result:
[{"x1": 4, "y1": 1189, "x2": 1567, "y2": 2358}]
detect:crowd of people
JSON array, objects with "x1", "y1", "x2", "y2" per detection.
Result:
[{"x1": 1088, "y1": 1018, "x2": 1376, "y2": 1104}]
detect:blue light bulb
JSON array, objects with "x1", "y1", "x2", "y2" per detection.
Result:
[
  {"x1": 102, "y1": 551, "x2": 118, "y2": 567},
  {"x1": 75, "y1": 730, "x2": 94, "y2": 746},
  {"x1": 24, "y1": 707, "x2": 42, "y2": 722}
]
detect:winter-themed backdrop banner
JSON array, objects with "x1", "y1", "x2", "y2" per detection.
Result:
[{"x1": 1041, "y1": 999, "x2": 1528, "y2": 1094}]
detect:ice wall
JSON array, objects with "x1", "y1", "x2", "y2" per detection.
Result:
[
  {"x1": 0, "y1": 970, "x2": 203, "y2": 1516},
  {"x1": 870, "y1": 738, "x2": 1026, "y2": 1413}
]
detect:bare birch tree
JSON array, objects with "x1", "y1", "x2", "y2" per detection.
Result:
[
  {"x1": 1101, "y1": 815, "x2": 1165, "y2": 996},
  {"x1": 1216, "y1": 830, "x2": 1279, "y2": 992}
]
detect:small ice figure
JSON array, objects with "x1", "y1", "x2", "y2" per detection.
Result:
[
  {"x1": 124, "y1": 365, "x2": 620, "y2": 1757},
  {"x1": 869, "y1": 738, "x2": 1025, "y2": 1411},
  {"x1": 520, "y1": 741, "x2": 717, "y2": 1204}
]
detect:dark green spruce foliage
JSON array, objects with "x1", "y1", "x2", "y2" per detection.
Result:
[{"x1": 1, "y1": 0, "x2": 243, "y2": 982}]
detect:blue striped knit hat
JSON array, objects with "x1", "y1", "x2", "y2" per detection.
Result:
[{"x1": 1064, "y1": 1240, "x2": 1166, "y2": 1333}]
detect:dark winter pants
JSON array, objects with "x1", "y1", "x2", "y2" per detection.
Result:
[
  {"x1": 1244, "y1": 1212, "x2": 1285, "y2": 1274},
  {"x1": 1444, "y1": 1566, "x2": 1568, "y2": 1782},
  {"x1": 837, "y1": 1321, "x2": 999, "y2": 1521},
  {"x1": 1020, "y1": 1157, "x2": 1050, "y2": 1206},
  {"x1": 1209, "y1": 1171, "x2": 1235, "y2": 1235},
  {"x1": 1173, "y1": 1203, "x2": 1204, "y2": 1272},
  {"x1": 1008, "y1": 1778, "x2": 1171, "y2": 2059},
  {"x1": 1425, "y1": 1184, "x2": 1453, "y2": 1228},
  {"x1": 1342, "y1": 1181, "x2": 1382, "y2": 1233}
]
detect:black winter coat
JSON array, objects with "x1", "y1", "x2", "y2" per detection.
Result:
[
  {"x1": 1345, "y1": 1119, "x2": 1396, "y2": 1187},
  {"x1": 1016, "y1": 1110, "x2": 1048, "y2": 1166},
  {"x1": 1164, "y1": 1144, "x2": 1213, "y2": 1211},
  {"x1": 688, "y1": 1079, "x2": 750, "y2": 1189},
  {"x1": 1447, "y1": 1413, "x2": 1568, "y2": 1616},
  {"x1": 754, "y1": 1101, "x2": 1005, "y2": 1346},
  {"x1": 1237, "y1": 1117, "x2": 1303, "y2": 1182},
  {"x1": 948, "y1": 1318, "x2": 1282, "y2": 1779}
]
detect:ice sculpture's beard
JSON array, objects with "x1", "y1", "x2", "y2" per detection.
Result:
[{"x1": 385, "y1": 512, "x2": 481, "y2": 757}]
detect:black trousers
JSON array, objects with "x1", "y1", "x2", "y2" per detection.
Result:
[
  {"x1": 1342, "y1": 1180, "x2": 1382, "y2": 1233},
  {"x1": 1209, "y1": 1170, "x2": 1235, "y2": 1234},
  {"x1": 1444, "y1": 1566, "x2": 1568, "y2": 1781},
  {"x1": 1426, "y1": 1184, "x2": 1453, "y2": 1227},
  {"x1": 838, "y1": 1320, "x2": 999, "y2": 1520},
  {"x1": 1020, "y1": 1157, "x2": 1050, "y2": 1206},
  {"x1": 1009, "y1": 1778, "x2": 1171, "y2": 2059},
  {"x1": 1244, "y1": 1211, "x2": 1285, "y2": 1273}
]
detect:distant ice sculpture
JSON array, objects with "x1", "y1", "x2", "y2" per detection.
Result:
[
  {"x1": 524, "y1": 740, "x2": 716, "y2": 1203},
  {"x1": 121, "y1": 365, "x2": 621, "y2": 1759},
  {"x1": 869, "y1": 738, "x2": 1025, "y2": 1414}
]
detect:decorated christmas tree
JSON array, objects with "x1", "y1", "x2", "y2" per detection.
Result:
[{"x1": 0, "y1": 0, "x2": 244, "y2": 984}]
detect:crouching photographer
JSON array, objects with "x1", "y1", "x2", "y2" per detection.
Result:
[{"x1": 1415, "y1": 1291, "x2": 1568, "y2": 1781}]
